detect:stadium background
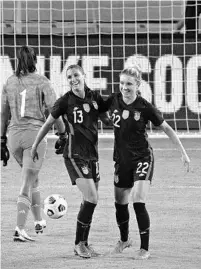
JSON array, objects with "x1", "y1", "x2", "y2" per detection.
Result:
[
  {"x1": 1, "y1": 0, "x2": 201, "y2": 132},
  {"x1": 1, "y1": 2, "x2": 201, "y2": 269}
]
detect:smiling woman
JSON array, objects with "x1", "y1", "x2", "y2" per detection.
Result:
[
  {"x1": 66, "y1": 65, "x2": 86, "y2": 98},
  {"x1": 119, "y1": 65, "x2": 142, "y2": 104},
  {"x1": 31, "y1": 64, "x2": 111, "y2": 258},
  {"x1": 98, "y1": 64, "x2": 190, "y2": 259}
]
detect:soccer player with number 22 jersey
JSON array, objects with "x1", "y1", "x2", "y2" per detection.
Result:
[{"x1": 101, "y1": 65, "x2": 190, "y2": 259}]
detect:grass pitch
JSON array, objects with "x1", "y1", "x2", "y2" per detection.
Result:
[{"x1": 1, "y1": 137, "x2": 201, "y2": 269}]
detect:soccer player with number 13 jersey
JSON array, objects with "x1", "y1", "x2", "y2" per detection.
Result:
[{"x1": 31, "y1": 64, "x2": 110, "y2": 258}]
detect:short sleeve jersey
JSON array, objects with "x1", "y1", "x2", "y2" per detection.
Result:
[
  {"x1": 104, "y1": 93, "x2": 164, "y2": 164},
  {"x1": 51, "y1": 87, "x2": 106, "y2": 161},
  {"x1": 1, "y1": 73, "x2": 57, "y2": 130}
]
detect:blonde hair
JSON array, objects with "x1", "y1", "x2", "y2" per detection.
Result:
[{"x1": 120, "y1": 65, "x2": 142, "y2": 87}]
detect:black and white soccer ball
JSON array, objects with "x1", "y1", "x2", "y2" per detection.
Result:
[{"x1": 43, "y1": 194, "x2": 68, "y2": 219}]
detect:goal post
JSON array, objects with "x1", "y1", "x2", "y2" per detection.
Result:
[{"x1": 1, "y1": 0, "x2": 201, "y2": 136}]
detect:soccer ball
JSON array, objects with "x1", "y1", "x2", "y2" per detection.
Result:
[{"x1": 43, "y1": 194, "x2": 68, "y2": 219}]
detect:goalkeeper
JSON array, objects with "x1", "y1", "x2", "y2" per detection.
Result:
[{"x1": 1, "y1": 46, "x2": 65, "y2": 242}]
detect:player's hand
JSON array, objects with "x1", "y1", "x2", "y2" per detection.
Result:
[
  {"x1": 181, "y1": 153, "x2": 190, "y2": 172},
  {"x1": 99, "y1": 112, "x2": 113, "y2": 126},
  {"x1": 31, "y1": 145, "x2": 39, "y2": 162},
  {"x1": 55, "y1": 132, "x2": 67, "y2": 155},
  {"x1": 1, "y1": 136, "x2": 10, "y2": 166}
]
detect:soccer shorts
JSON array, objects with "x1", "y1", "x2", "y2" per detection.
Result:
[
  {"x1": 64, "y1": 158, "x2": 100, "y2": 185},
  {"x1": 8, "y1": 128, "x2": 47, "y2": 170},
  {"x1": 114, "y1": 154, "x2": 154, "y2": 188}
]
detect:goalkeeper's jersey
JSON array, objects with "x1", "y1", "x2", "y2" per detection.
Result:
[
  {"x1": 102, "y1": 93, "x2": 164, "y2": 165},
  {"x1": 51, "y1": 87, "x2": 107, "y2": 161},
  {"x1": 2, "y1": 73, "x2": 57, "y2": 130}
]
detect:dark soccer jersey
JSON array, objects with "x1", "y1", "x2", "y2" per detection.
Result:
[
  {"x1": 51, "y1": 88, "x2": 107, "y2": 160},
  {"x1": 103, "y1": 93, "x2": 164, "y2": 164}
]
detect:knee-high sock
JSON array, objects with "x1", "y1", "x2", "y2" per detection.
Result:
[
  {"x1": 17, "y1": 195, "x2": 31, "y2": 230},
  {"x1": 75, "y1": 201, "x2": 96, "y2": 245},
  {"x1": 31, "y1": 187, "x2": 42, "y2": 222},
  {"x1": 115, "y1": 202, "x2": 129, "y2": 242},
  {"x1": 133, "y1": 202, "x2": 150, "y2": 251}
]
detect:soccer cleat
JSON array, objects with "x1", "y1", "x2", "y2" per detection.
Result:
[
  {"x1": 74, "y1": 242, "x2": 91, "y2": 258},
  {"x1": 13, "y1": 230, "x2": 27, "y2": 242},
  {"x1": 111, "y1": 237, "x2": 133, "y2": 254},
  {"x1": 13, "y1": 227, "x2": 35, "y2": 242},
  {"x1": 133, "y1": 249, "x2": 150, "y2": 260},
  {"x1": 20, "y1": 230, "x2": 35, "y2": 241},
  {"x1": 85, "y1": 244, "x2": 101, "y2": 257},
  {"x1": 34, "y1": 219, "x2": 47, "y2": 234}
]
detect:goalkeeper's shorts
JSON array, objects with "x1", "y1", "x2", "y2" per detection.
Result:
[{"x1": 8, "y1": 128, "x2": 47, "y2": 170}]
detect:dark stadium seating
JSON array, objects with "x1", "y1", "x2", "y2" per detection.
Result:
[{"x1": 2, "y1": 0, "x2": 188, "y2": 35}]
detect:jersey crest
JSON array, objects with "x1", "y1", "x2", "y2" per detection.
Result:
[
  {"x1": 134, "y1": 111, "x2": 141, "y2": 121},
  {"x1": 122, "y1": 110, "x2": 129, "y2": 119},
  {"x1": 92, "y1": 101, "x2": 98, "y2": 110},
  {"x1": 81, "y1": 165, "x2": 89, "y2": 175},
  {"x1": 83, "y1": 103, "x2": 90, "y2": 113}
]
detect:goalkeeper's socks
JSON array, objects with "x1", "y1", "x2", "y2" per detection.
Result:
[
  {"x1": 133, "y1": 202, "x2": 150, "y2": 251},
  {"x1": 17, "y1": 195, "x2": 31, "y2": 229},
  {"x1": 31, "y1": 187, "x2": 42, "y2": 221},
  {"x1": 75, "y1": 201, "x2": 96, "y2": 245},
  {"x1": 115, "y1": 202, "x2": 129, "y2": 242}
]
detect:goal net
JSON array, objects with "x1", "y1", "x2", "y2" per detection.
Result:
[{"x1": 1, "y1": 0, "x2": 201, "y2": 136}]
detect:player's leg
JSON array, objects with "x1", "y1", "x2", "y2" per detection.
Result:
[
  {"x1": 75, "y1": 177, "x2": 98, "y2": 257},
  {"x1": 9, "y1": 129, "x2": 46, "y2": 241},
  {"x1": 64, "y1": 158, "x2": 99, "y2": 258},
  {"x1": 23, "y1": 130, "x2": 47, "y2": 235},
  {"x1": 15, "y1": 164, "x2": 40, "y2": 241},
  {"x1": 111, "y1": 164, "x2": 133, "y2": 253},
  {"x1": 82, "y1": 161, "x2": 100, "y2": 257},
  {"x1": 31, "y1": 177, "x2": 46, "y2": 234},
  {"x1": 8, "y1": 130, "x2": 33, "y2": 241},
  {"x1": 132, "y1": 153, "x2": 154, "y2": 259}
]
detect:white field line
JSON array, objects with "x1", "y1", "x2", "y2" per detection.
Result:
[
  {"x1": 2, "y1": 185, "x2": 201, "y2": 189},
  {"x1": 47, "y1": 147, "x2": 201, "y2": 151},
  {"x1": 98, "y1": 148, "x2": 201, "y2": 151},
  {"x1": 47, "y1": 133, "x2": 201, "y2": 139}
]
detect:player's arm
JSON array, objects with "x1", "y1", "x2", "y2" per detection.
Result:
[
  {"x1": 31, "y1": 114, "x2": 57, "y2": 161},
  {"x1": 147, "y1": 102, "x2": 190, "y2": 172},
  {"x1": 41, "y1": 80, "x2": 67, "y2": 153},
  {"x1": 97, "y1": 92, "x2": 114, "y2": 113},
  {"x1": 159, "y1": 121, "x2": 190, "y2": 172},
  {"x1": 99, "y1": 112, "x2": 112, "y2": 126},
  {"x1": 1, "y1": 85, "x2": 10, "y2": 136},
  {"x1": 1, "y1": 85, "x2": 10, "y2": 166}
]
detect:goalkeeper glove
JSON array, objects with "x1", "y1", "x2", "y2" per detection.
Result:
[
  {"x1": 55, "y1": 132, "x2": 67, "y2": 155},
  {"x1": 1, "y1": 136, "x2": 10, "y2": 166}
]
